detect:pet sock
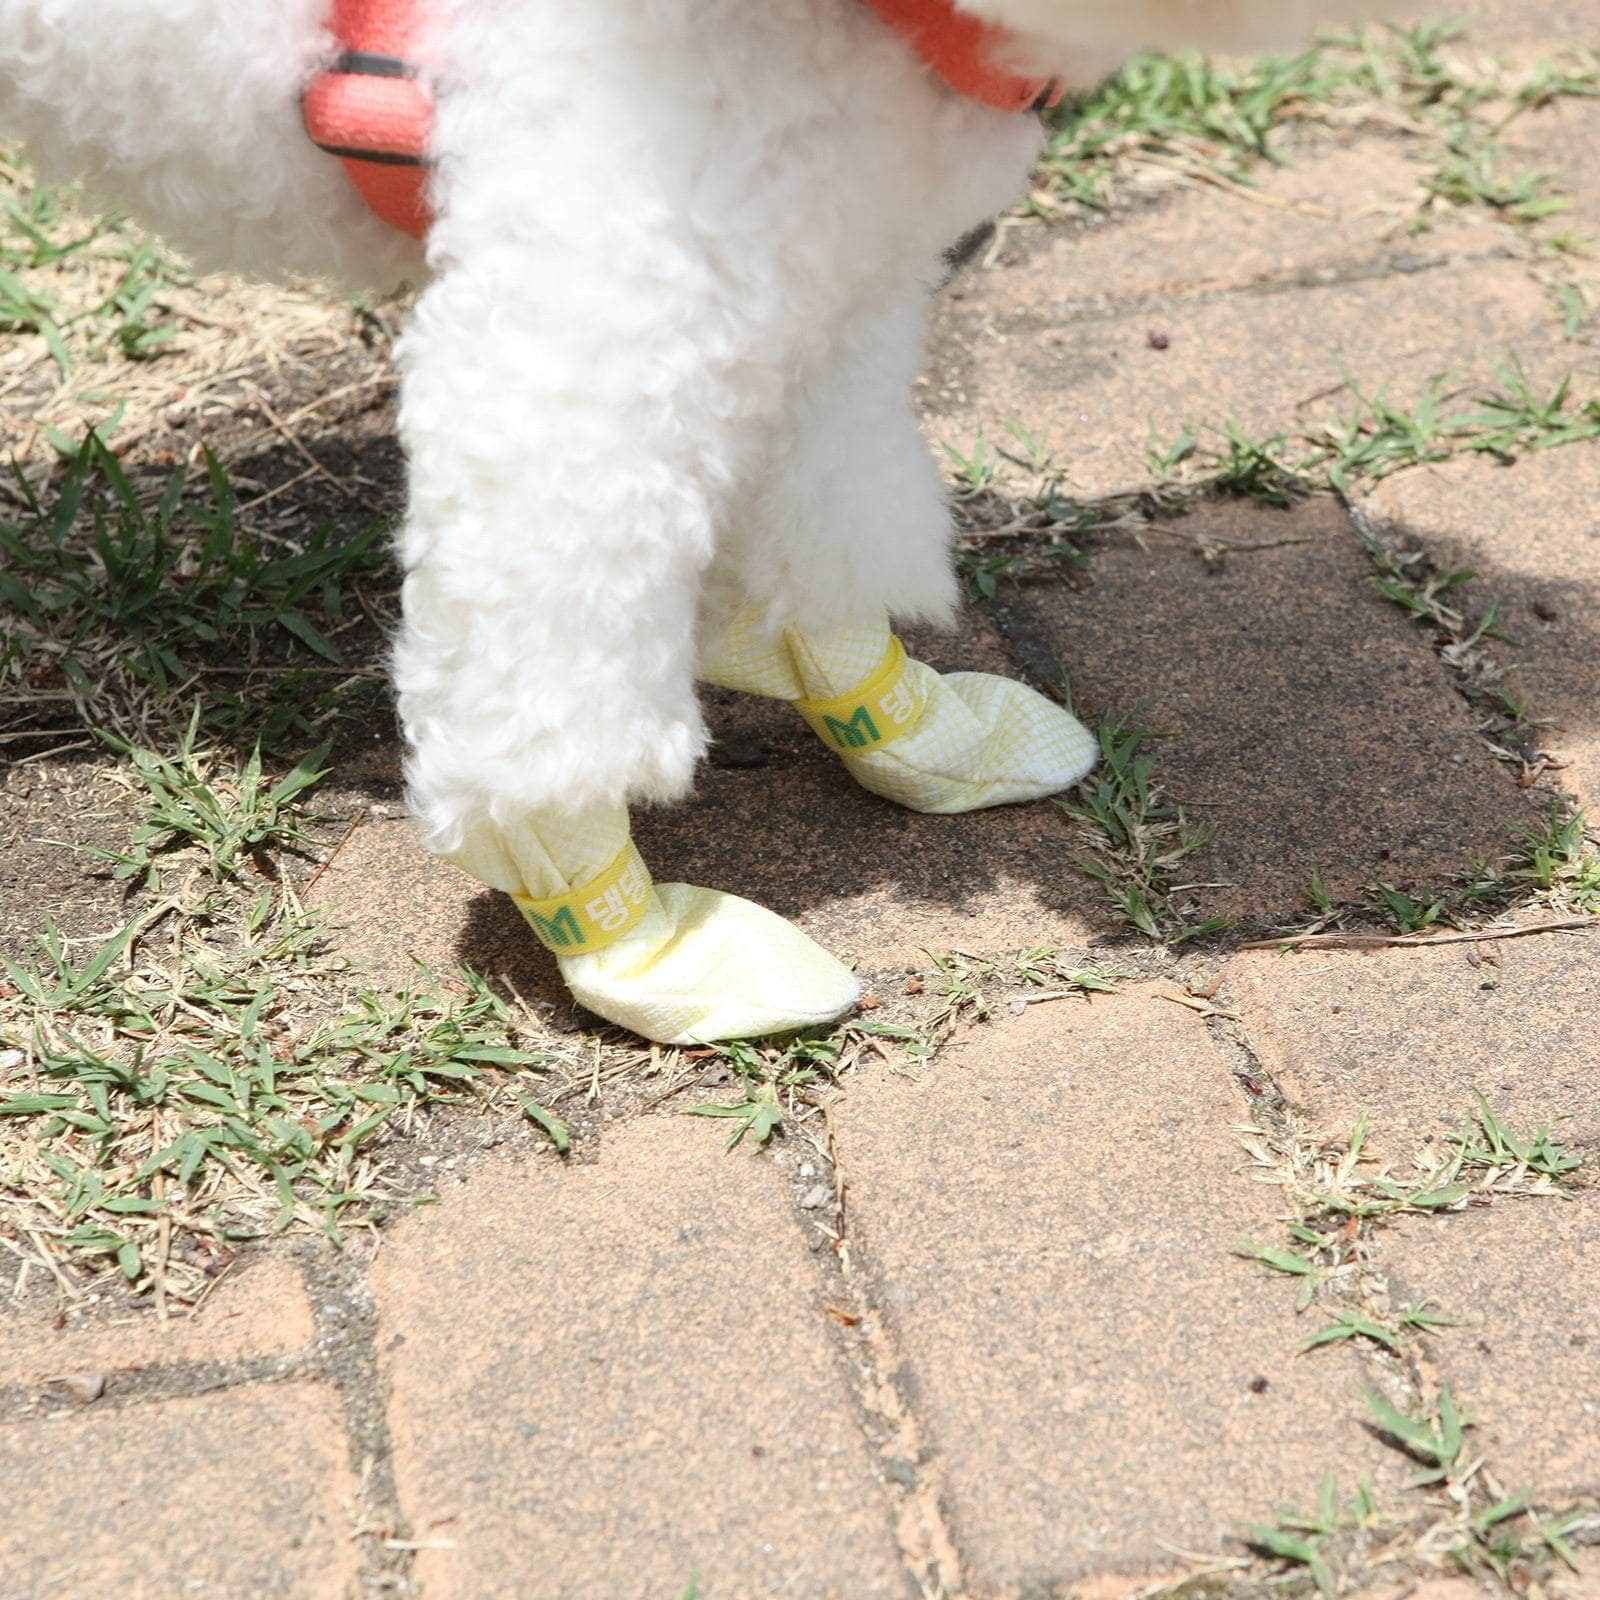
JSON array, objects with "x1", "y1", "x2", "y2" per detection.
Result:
[
  {"x1": 445, "y1": 802, "x2": 861, "y2": 1044},
  {"x1": 701, "y1": 609, "x2": 1097, "y2": 814}
]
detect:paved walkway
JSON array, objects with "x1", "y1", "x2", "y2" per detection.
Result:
[{"x1": 3, "y1": 3, "x2": 1599, "y2": 1597}]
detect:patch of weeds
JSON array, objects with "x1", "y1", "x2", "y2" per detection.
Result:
[
  {"x1": 1445, "y1": 803, "x2": 1600, "y2": 918},
  {"x1": 1365, "y1": 881, "x2": 1446, "y2": 934},
  {"x1": 1032, "y1": 22, "x2": 1599, "y2": 230},
  {"x1": 684, "y1": 1085, "x2": 785, "y2": 1149},
  {"x1": 1013, "y1": 947, "x2": 1129, "y2": 996},
  {"x1": 1452, "y1": 1090, "x2": 1584, "y2": 1183},
  {"x1": 1236, "y1": 1103, "x2": 1581, "y2": 1329},
  {"x1": 1205, "y1": 423, "x2": 1308, "y2": 508},
  {"x1": 956, "y1": 539, "x2": 1085, "y2": 602},
  {"x1": 1, "y1": 160, "x2": 187, "y2": 369},
  {"x1": 0, "y1": 896, "x2": 564, "y2": 1292},
  {"x1": 1367, "y1": 1384, "x2": 1470, "y2": 1487},
  {"x1": 1504, "y1": 804, "x2": 1600, "y2": 913},
  {"x1": 1, "y1": 435, "x2": 392, "y2": 745},
  {"x1": 943, "y1": 434, "x2": 1001, "y2": 496},
  {"x1": 82, "y1": 706, "x2": 329, "y2": 889},
  {"x1": 1244, "y1": 1474, "x2": 1383, "y2": 1596},
  {"x1": 1314, "y1": 366, "x2": 1600, "y2": 492},
  {"x1": 1422, "y1": 139, "x2": 1572, "y2": 226},
  {"x1": 1056, "y1": 706, "x2": 1233, "y2": 945},
  {"x1": 1036, "y1": 37, "x2": 1384, "y2": 211}
]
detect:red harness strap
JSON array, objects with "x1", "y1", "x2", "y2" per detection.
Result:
[
  {"x1": 305, "y1": 0, "x2": 1054, "y2": 240},
  {"x1": 302, "y1": 0, "x2": 433, "y2": 240},
  {"x1": 862, "y1": 0, "x2": 1061, "y2": 113}
]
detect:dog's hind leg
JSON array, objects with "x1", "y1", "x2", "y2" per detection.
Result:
[{"x1": 701, "y1": 281, "x2": 1098, "y2": 812}]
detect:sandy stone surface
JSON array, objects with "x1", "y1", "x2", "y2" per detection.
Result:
[
  {"x1": 371, "y1": 1116, "x2": 907, "y2": 1600},
  {"x1": 0, "y1": 1257, "x2": 313, "y2": 1386},
  {"x1": 924, "y1": 256, "x2": 1559, "y2": 497},
  {"x1": 0, "y1": 1384, "x2": 356, "y2": 1600},
  {"x1": 1363, "y1": 447, "x2": 1600, "y2": 813},
  {"x1": 829, "y1": 991, "x2": 1397, "y2": 1593},
  {"x1": 1381, "y1": 1200, "x2": 1600, "y2": 1494},
  {"x1": 998, "y1": 497, "x2": 1545, "y2": 921},
  {"x1": 1226, "y1": 933, "x2": 1600, "y2": 1156}
]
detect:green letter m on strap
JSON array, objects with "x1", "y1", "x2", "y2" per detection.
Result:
[
  {"x1": 824, "y1": 706, "x2": 880, "y2": 749},
  {"x1": 526, "y1": 904, "x2": 584, "y2": 949}
]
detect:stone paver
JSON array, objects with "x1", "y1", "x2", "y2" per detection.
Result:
[
  {"x1": 371, "y1": 1116, "x2": 907, "y2": 1600},
  {"x1": 1381, "y1": 1199, "x2": 1600, "y2": 1494},
  {"x1": 1363, "y1": 447, "x2": 1600, "y2": 813},
  {"x1": 968, "y1": 140, "x2": 1504, "y2": 321},
  {"x1": 0, "y1": 1257, "x2": 313, "y2": 1386},
  {"x1": 1452, "y1": 0, "x2": 1600, "y2": 48},
  {"x1": 1227, "y1": 934, "x2": 1600, "y2": 1156},
  {"x1": 0, "y1": 1384, "x2": 356, "y2": 1600},
  {"x1": 999, "y1": 497, "x2": 1544, "y2": 919},
  {"x1": 925, "y1": 256, "x2": 1558, "y2": 497},
  {"x1": 829, "y1": 990, "x2": 1397, "y2": 1594}
]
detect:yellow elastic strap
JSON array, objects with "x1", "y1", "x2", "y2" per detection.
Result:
[
  {"x1": 793, "y1": 635, "x2": 927, "y2": 755},
  {"x1": 512, "y1": 838, "x2": 653, "y2": 956}
]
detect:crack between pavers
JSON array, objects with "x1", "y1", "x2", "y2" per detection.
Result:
[
  {"x1": 0, "y1": 1348, "x2": 310, "y2": 1427},
  {"x1": 299, "y1": 1244, "x2": 421, "y2": 1600},
  {"x1": 779, "y1": 1104, "x2": 976, "y2": 1600},
  {"x1": 972, "y1": 241, "x2": 1522, "y2": 338},
  {"x1": 1202, "y1": 999, "x2": 1600, "y2": 1593}
]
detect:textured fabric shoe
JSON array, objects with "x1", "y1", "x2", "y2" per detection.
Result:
[
  {"x1": 444, "y1": 802, "x2": 859, "y2": 1044},
  {"x1": 701, "y1": 607, "x2": 1097, "y2": 814}
]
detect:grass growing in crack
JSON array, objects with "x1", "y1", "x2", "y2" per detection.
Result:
[
  {"x1": 1366, "y1": 1383, "x2": 1471, "y2": 1487},
  {"x1": 1032, "y1": 21, "x2": 1598, "y2": 225},
  {"x1": 1236, "y1": 1110, "x2": 1595, "y2": 1593},
  {"x1": 1056, "y1": 707, "x2": 1232, "y2": 945},
  {"x1": 1365, "y1": 881, "x2": 1446, "y2": 934},
  {"x1": 1, "y1": 435, "x2": 392, "y2": 746},
  {"x1": 1422, "y1": 140, "x2": 1571, "y2": 226},
  {"x1": 1453, "y1": 1090, "x2": 1584, "y2": 1182},
  {"x1": 1501, "y1": 803, "x2": 1600, "y2": 913},
  {"x1": 1245, "y1": 1474, "x2": 1383, "y2": 1596}
]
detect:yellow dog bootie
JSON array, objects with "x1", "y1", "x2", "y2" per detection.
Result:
[
  {"x1": 701, "y1": 609, "x2": 1097, "y2": 814},
  {"x1": 446, "y1": 803, "x2": 860, "y2": 1045}
]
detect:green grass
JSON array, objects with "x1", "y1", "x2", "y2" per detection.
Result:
[
  {"x1": 1, "y1": 161, "x2": 186, "y2": 369},
  {"x1": 1055, "y1": 706, "x2": 1233, "y2": 945},
  {"x1": 2, "y1": 433, "x2": 392, "y2": 746},
  {"x1": 1423, "y1": 140, "x2": 1572, "y2": 225},
  {"x1": 0, "y1": 900, "x2": 562, "y2": 1282},
  {"x1": 82, "y1": 706, "x2": 329, "y2": 889},
  {"x1": 1034, "y1": 20, "x2": 1599, "y2": 227},
  {"x1": 1244, "y1": 1474, "x2": 1383, "y2": 1596}
]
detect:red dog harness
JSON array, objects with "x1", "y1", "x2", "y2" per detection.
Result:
[
  {"x1": 304, "y1": 0, "x2": 1056, "y2": 240},
  {"x1": 302, "y1": 0, "x2": 434, "y2": 239}
]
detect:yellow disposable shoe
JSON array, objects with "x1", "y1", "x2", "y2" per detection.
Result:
[
  {"x1": 701, "y1": 609, "x2": 1097, "y2": 814},
  {"x1": 444, "y1": 803, "x2": 859, "y2": 1045}
]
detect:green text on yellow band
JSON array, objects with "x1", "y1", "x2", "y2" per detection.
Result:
[
  {"x1": 512, "y1": 838, "x2": 653, "y2": 955},
  {"x1": 794, "y1": 635, "x2": 927, "y2": 753}
]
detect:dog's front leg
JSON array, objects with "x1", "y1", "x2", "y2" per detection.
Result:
[{"x1": 389, "y1": 12, "x2": 865, "y2": 1043}]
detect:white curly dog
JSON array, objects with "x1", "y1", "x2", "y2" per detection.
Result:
[{"x1": 2, "y1": 0, "x2": 1368, "y2": 1044}]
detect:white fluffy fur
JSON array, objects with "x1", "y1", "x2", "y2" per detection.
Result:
[
  {"x1": 2, "y1": 0, "x2": 1354, "y2": 852},
  {"x1": 955, "y1": 0, "x2": 1400, "y2": 83}
]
